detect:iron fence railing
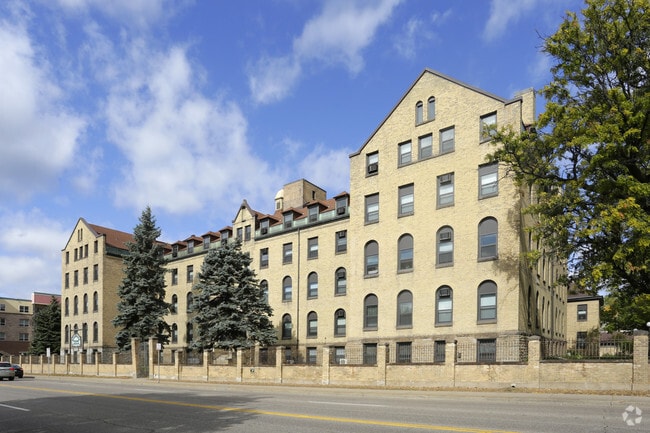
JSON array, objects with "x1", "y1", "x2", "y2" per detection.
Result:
[{"x1": 542, "y1": 337, "x2": 633, "y2": 361}]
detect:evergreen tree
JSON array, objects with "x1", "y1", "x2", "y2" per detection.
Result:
[
  {"x1": 192, "y1": 240, "x2": 276, "y2": 351},
  {"x1": 112, "y1": 207, "x2": 171, "y2": 350},
  {"x1": 489, "y1": 0, "x2": 650, "y2": 326},
  {"x1": 29, "y1": 297, "x2": 61, "y2": 355}
]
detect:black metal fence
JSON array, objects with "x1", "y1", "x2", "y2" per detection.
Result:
[{"x1": 542, "y1": 337, "x2": 634, "y2": 361}]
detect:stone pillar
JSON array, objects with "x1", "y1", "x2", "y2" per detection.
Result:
[
  {"x1": 376, "y1": 343, "x2": 387, "y2": 386},
  {"x1": 131, "y1": 338, "x2": 140, "y2": 376},
  {"x1": 445, "y1": 340, "x2": 456, "y2": 387},
  {"x1": 236, "y1": 348, "x2": 243, "y2": 382},
  {"x1": 632, "y1": 331, "x2": 649, "y2": 392},
  {"x1": 322, "y1": 346, "x2": 330, "y2": 385},
  {"x1": 79, "y1": 350, "x2": 85, "y2": 375},
  {"x1": 203, "y1": 350, "x2": 210, "y2": 382},
  {"x1": 148, "y1": 338, "x2": 157, "y2": 380},
  {"x1": 527, "y1": 336, "x2": 541, "y2": 389},
  {"x1": 275, "y1": 346, "x2": 284, "y2": 384},
  {"x1": 113, "y1": 352, "x2": 118, "y2": 377}
]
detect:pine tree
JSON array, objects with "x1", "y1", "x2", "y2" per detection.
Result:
[
  {"x1": 192, "y1": 240, "x2": 276, "y2": 351},
  {"x1": 112, "y1": 207, "x2": 171, "y2": 350},
  {"x1": 29, "y1": 297, "x2": 61, "y2": 355}
]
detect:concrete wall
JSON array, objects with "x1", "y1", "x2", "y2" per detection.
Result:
[{"x1": 8, "y1": 333, "x2": 649, "y2": 393}]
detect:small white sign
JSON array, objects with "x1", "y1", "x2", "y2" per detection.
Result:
[
  {"x1": 71, "y1": 333, "x2": 81, "y2": 348},
  {"x1": 46, "y1": 347, "x2": 51, "y2": 357}
]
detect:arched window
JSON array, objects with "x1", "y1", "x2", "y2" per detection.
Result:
[
  {"x1": 478, "y1": 217, "x2": 498, "y2": 259},
  {"x1": 260, "y1": 280, "x2": 268, "y2": 303},
  {"x1": 92, "y1": 322, "x2": 98, "y2": 342},
  {"x1": 364, "y1": 241, "x2": 379, "y2": 276},
  {"x1": 307, "y1": 272, "x2": 318, "y2": 298},
  {"x1": 186, "y1": 322, "x2": 194, "y2": 343},
  {"x1": 415, "y1": 101, "x2": 423, "y2": 124},
  {"x1": 427, "y1": 96, "x2": 435, "y2": 120},
  {"x1": 398, "y1": 234, "x2": 413, "y2": 271},
  {"x1": 282, "y1": 276, "x2": 292, "y2": 301},
  {"x1": 436, "y1": 286, "x2": 453, "y2": 324},
  {"x1": 437, "y1": 226, "x2": 454, "y2": 266},
  {"x1": 170, "y1": 294, "x2": 178, "y2": 314},
  {"x1": 282, "y1": 314, "x2": 292, "y2": 339},
  {"x1": 335, "y1": 267, "x2": 347, "y2": 295},
  {"x1": 186, "y1": 292, "x2": 193, "y2": 312},
  {"x1": 73, "y1": 295, "x2": 78, "y2": 315},
  {"x1": 64, "y1": 297, "x2": 69, "y2": 316},
  {"x1": 397, "y1": 290, "x2": 413, "y2": 327},
  {"x1": 171, "y1": 323, "x2": 178, "y2": 344},
  {"x1": 307, "y1": 311, "x2": 318, "y2": 337},
  {"x1": 334, "y1": 309, "x2": 346, "y2": 336},
  {"x1": 93, "y1": 291, "x2": 99, "y2": 312},
  {"x1": 364, "y1": 294, "x2": 378, "y2": 329},
  {"x1": 83, "y1": 293, "x2": 88, "y2": 313},
  {"x1": 478, "y1": 280, "x2": 497, "y2": 321}
]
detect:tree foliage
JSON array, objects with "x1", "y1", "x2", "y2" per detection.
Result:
[
  {"x1": 191, "y1": 240, "x2": 276, "y2": 351},
  {"x1": 29, "y1": 297, "x2": 61, "y2": 355},
  {"x1": 112, "y1": 207, "x2": 171, "y2": 350},
  {"x1": 601, "y1": 293, "x2": 650, "y2": 332},
  {"x1": 489, "y1": 0, "x2": 650, "y2": 319}
]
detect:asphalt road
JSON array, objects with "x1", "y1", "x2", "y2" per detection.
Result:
[{"x1": 1, "y1": 376, "x2": 648, "y2": 433}]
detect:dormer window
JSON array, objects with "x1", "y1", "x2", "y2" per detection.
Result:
[
  {"x1": 203, "y1": 236, "x2": 210, "y2": 250},
  {"x1": 260, "y1": 220, "x2": 270, "y2": 235},
  {"x1": 308, "y1": 206, "x2": 318, "y2": 223},
  {"x1": 335, "y1": 196, "x2": 348, "y2": 215},
  {"x1": 284, "y1": 213, "x2": 293, "y2": 229},
  {"x1": 187, "y1": 240, "x2": 194, "y2": 254},
  {"x1": 172, "y1": 244, "x2": 178, "y2": 258}
]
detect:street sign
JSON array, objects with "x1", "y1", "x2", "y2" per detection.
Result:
[{"x1": 71, "y1": 333, "x2": 81, "y2": 348}]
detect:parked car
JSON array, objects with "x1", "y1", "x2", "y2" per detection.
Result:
[
  {"x1": 12, "y1": 364, "x2": 23, "y2": 378},
  {"x1": 0, "y1": 362, "x2": 15, "y2": 381}
]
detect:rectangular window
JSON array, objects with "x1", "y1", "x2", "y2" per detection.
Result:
[
  {"x1": 308, "y1": 206, "x2": 318, "y2": 223},
  {"x1": 434, "y1": 340, "x2": 446, "y2": 363},
  {"x1": 19, "y1": 305, "x2": 29, "y2": 313},
  {"x1": 418, "y1": 134, "x2": 432, "y2": 159},
  {"x1": 187, "y1": 265, "x2": 194, "y2": 283},
  {"x1": 437, "y1": 173, "x2": 454, "y2": 207},
  {"x1": 365, "y1": 193, "x2": 379, "y2": 224},
  {"x1": 440, "y1": 126, "x2": 455, "y2": 154},
  {"x1": 74, "y1": 270, "x2": 79, "y2": 286},
  {"x1": 94, "y1": 240, "x2": 98, "y2": 254},
  {"x1": 0, "y1": 318, "x2": 5, "y2": 326},
  {"x1": 260, "y1": 220, "x2": 270, "y2": 235},
  {"x1": 19, "y1": 319, "x2": 29, "y2": 327},
  {"x1": 203, "y1": 235, "x2": 210, "y2": 250},
  {"x1": 334, "y1": 346, "x2": 346, "y2": 364},
  {"x1": 283, "y1": 243, "x2": 293, "y2": 264},
  {"x1": 479, "y1": 293, "x2": 497, "y2": 320},
  {"x1": 83, "y1": 267, "x2": 88, "y2": 284},
  {"x1": 283, "y1": 213, "x2": 293, "y2": 229},
  {"x1": 398, "y1": 184, "x2": 414, "y2": 216},
  {"x1": 0, "y1": 304, "x2": 4, "y2": 311},
  {"x1": 577, "y1": 304, "x2": 588, "y2": 321},
  {"x1": 260, "y1": 248, "x2": 269, "y2": 268},
  {"x1": 0, "y1": 332, "x2": 4, "y2": 340},
  {"x1": 65, "y1": 273, "x2": 70, "y2": 289},
  {"x1": 398, "y1": 141, "x2": 412, "y2": 166},
  {"x1": 477, "y1": 338, "x2": 497, "y2": 363},
  {"x1": 244, "y1": 225, "x2": 251, "y2": 241},
  {"x1": 336, "y1": 231, "x2": 347, "y2": 253},
  {"x1": 188, "y1": 240, "x2": 194, "y2": 254},
  {"x1": 236, "y1": 228, "x2": 243, "y2": 241},
  {"x1": 19, "y1": 333, "x2": 29, "y2": 342},
  {"x1": 480, "y1": 112, "x2": 497, "y2": 141},
  {"x1": 93, "y1": 264, "x2": 99, "y2": 282},
  {"x1": 307, "y1": 347, "x2": 318, "y2": 364},
  {"x1": 171, "y1": 269, "x2": 178, "y2": 286},
  {"x1": 363, "y1": 343, "x2": 377, "y2": 365},
  {"x1": 479, "y1": 163, "x2": 499, "y2": 198},
  {"x1": 396, "y1": 342, "x2": 412, "y2": 363},
  {"x1": 366, "y1": 152, "x2": 379, "y2": 175},
  {"x1": 307, "y1": 237, "x2": 319, "y2": 259},
  {"x1": 66, "y1": 251, "x2": 70, "y2": 264}
]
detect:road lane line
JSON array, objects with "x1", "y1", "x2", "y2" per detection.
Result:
[
  {"x1": 308, "y1": 400, "x2": 386, "y2": 407},
  {"x1": 8, "y1": 384, "x2": 518, "y2": 433},
  {"x1": 0, "y1": 403, "x2": 30, "y2": 412}
]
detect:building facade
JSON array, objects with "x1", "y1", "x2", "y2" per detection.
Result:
[
  {"x1": 61, "y1": 69, "x2": 568, "y2": 363},
  {"x1": 0, "y1": 292, "x2": 60, "y2": 356}
]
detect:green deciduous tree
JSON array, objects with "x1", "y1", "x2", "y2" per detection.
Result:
[
  {"x1": 191, "y1": 240, "x2": 276, "y2": 351},
  {"x1": 29, "y1": 297, "x2": 61, "y2": 355},
  {"x1": 112, "y1": 207, "x2": 171, "y2": 350},
  {"x1": 489, "y1": 0, "x2": 650, "y2": 329}
]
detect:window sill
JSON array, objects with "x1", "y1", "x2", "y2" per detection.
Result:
[
  {"x1": 478, "y1": 256, "x2": 498, "y2": 262},
  {"x1": 363, "y1": 327, "x2": 378, "y2": 332},
  {"x1": 479, "y1": 193, "x2": 498, "y2": 200},
  {"x1": 398, "y1": 212, "x2": 414, "y2": 218},
  {"x1": 436, "y1": 262, "x2": 453, "y2": 269},
  {"x1": 477, "y1": 319, "x2": 497, "y2": 325},
  {"x1": 436, "y1": 203, "x2": 454, "y2": 210},
  {"x1": 396, "y1": 325, "x2": 412, "y2": 330},
  {"x1": 364, "y1": 273, "x2": 379, "y2": 279},
  {"x1": 397, "y1": 268, "x2": 413, "y2": 274},
  {"x1": 435, "y1": 322, "x2": 453, "y2": 327}
]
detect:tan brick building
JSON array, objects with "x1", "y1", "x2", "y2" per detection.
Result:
[
  {"x1": 60, "y1": 219, "x2": 134, "y2": 357},
  {"x1": 0, "y1": 293, "x2": 60, "y2": 356},
  {"x1": 62, "y1": 69, "x2": 568, "y2": 363}
]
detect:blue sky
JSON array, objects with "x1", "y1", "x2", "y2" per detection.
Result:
[{"x1": 0, "y1": 0, "x2": 584, "y2": 300}]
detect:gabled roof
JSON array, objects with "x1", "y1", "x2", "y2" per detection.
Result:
[
  {"x1": 88, "y1": 222, "x2": 134, "y2": 251},
  {"x1": 350, "y1": 68, "x2": 515, "y2": 157}
]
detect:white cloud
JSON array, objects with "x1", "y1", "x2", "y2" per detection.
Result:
[
  {"x1": 483, "y1": 0, "x2": 538, "y2": 42},
  {"x1": 105, "y1": 44, "x2": 282, "y2": 216},
  {"x1": 249, "y1": 0, "x2": 402, "y2": 104},
  {"x1": 0, "y1": 209, "x2": 70, "y2": 298},
  {"x1": 297, "y1": 145, "x2": 351, "y2": 196},
  {"x1": 55, "y1": 0, "x2": 175, "y2": 30},
  {"x1": 0, "y1": 17, "x2": 86, "y2": 200}
]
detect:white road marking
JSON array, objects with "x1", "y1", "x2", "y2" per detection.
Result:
[{"x1": 0, "y1": 403, "x2": 30, "y2": 412}]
